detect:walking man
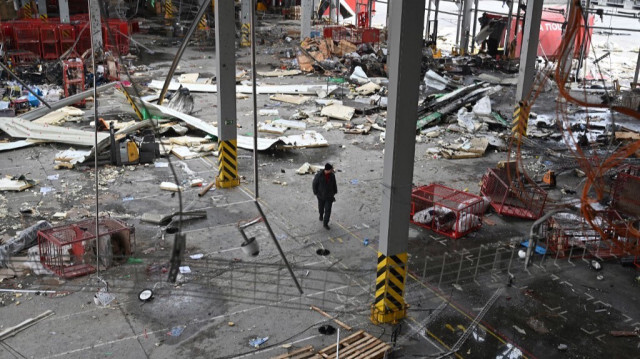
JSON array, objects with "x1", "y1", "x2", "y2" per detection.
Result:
[{"x1": 313, "y1": 163, "x2": 338, "y2": 230}]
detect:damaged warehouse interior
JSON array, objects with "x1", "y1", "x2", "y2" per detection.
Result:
[{"x1": 1, "y1": 0, "x2": 640, "y2": 357}]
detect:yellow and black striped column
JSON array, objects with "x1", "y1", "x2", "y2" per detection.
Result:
[
  {"x1": 215, "y1": 0, "x2": 239, "y2": 189},
  {"x1": 512, "y1": 101, "x2": 529, "y2": 138},
  {"x1": 240, "y1": 0, "x2": 251, "y2": 47},
  {"x1": 241, "y1": 23, "x2": 251, "y2": 47},
  {"x1": 216, "y1": 140, "x2": 239, "y2": 188},
  {"x1": 198, "y1": 14, "x2": 208, "y2": 30},
  {"x1": 165, "y1": 0, "x2": 175, "y2": 19},
  {"x1": 371, "y1": 252, "x2": 408, "y2": 324},
  {"x1": 21, "y1": 1, "x2": 33, "y2": 19}
]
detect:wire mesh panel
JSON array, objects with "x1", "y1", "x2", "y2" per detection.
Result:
[
  {"x1": 481, "y1": 167, "x2": 547, "y2": 219},
  {"x1": 410, "y1": 184, "x2": 484, "y2": 239}
]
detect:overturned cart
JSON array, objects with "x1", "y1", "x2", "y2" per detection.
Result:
[
  {"x1": 481, "y1": 167, "x2": 548, "y2": 220},
  {"x1": 38, "y1": 218, "x2": 135, "y2": 278}
]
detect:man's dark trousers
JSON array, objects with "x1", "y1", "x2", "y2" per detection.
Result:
[{"x1": 318, "y1": 197, "x2": 333, "y2": 225}]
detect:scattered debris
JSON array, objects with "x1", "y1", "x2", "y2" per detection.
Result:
[
  {"x1": 320, "y1": 104, "x2": 355, "y2": 121},
  {"x1": 0, "y1": 176, "x2": 36, "y2": 191},
  {"x1": 249, "y1": 336, "x2": 269, "y2": 348}
]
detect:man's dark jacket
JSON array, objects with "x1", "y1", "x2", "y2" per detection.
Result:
[{"x1": 313, "y1": 171, "x2": 338, "y2": 200}]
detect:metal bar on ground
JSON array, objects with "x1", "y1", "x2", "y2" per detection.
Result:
[{"x1": 254, "y1": 201, "x2": 303, "y2": 294}]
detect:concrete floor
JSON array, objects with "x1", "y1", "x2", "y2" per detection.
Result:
[{"x1": 1, "y1": 20, "x2": 640, "y2": 359}]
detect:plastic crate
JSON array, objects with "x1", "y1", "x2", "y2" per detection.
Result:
[
  {"x1": 410, "y1": 184, "x2": 485, "y2": 239},
  {"x1": 38, "y1": 218, "x2": 133, "y2": 278},
  {"x1": 480, "y1": 167, "x2": 547, "y2": 219},
  {"x1": 323, "y1": 26, "x2": 379, "y2": 44},
  {"x1": 40, "y1": 24, "x2": 60, "y2": 60},
  {"x1": 63, "y1": 59, "x2": 86, "y2": 105},
  {"x1": 58, "y1": 24, "x2": 76, "y2": 54},
  {"x1": 74, "y1": 22, "x2": 92, "y2": 55},
  {"x1": 13, "y1": 25, "x2": 41, "y2": 58}
]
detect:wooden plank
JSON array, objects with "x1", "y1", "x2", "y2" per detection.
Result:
[
  {"x1": 318, "y1": 330, "x2": 365, "y2": 354},
  {"x1": 271, "y1": 345, "x2": 315, "y2": 359},
  {"x1": 358, "y1": 345, "x2": 390, "y2": 359},
  {"x1": 338, "y1": 337, "x2": 378, "y2": 357},
  {"x1": 353, "y1": 342, "x2": 390, "y2": 359}
]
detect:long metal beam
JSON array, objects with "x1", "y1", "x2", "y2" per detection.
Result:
[
  {"x1": 157, "y1": 0, "x2": 210, "y2": 105},
  {"x1": 21, "y1": 83, "x2": 116, "y2": 121}
]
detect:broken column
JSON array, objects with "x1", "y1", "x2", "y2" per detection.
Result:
[
  {"x1": 215, "y1": 0, "x2": 240, "y2": 188},
  {"x1": 372, "y1": 0, "x2": 425, "y2": 325}
]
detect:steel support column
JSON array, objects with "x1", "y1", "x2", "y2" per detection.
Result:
[
  {"x1": 459, "y1": 0, "x2": 472, "y2": 55},
  {"x1": 59, "y1": 0, "x2": 70, "y2": 23},
  {"x1": 633, "y1": 47, "x2": 640, "y2": 89},
  {"x1": 215, "y1": 0, "x2": 239, "y2": 189},
  {"x1": 89, "y1": 0, "x2": 103, "y2": 59},
  {"x1": 515, "y1": 0, "x2": 543, "y2": 102},
  {"x1": 301, "y1": 0, "x2": 312, "y2": 39},
  {"x1": 165, "y1": 0, "x2": 175, "y2": 20},
  {"x1": 37, "y1": 0, "x2": 47, "y2": 20},
  {"x1": 372, "y1": 0, "x2": 425, "y2": 325},
  {"x1": 470, "y1": 0, "x2": 479, "y2": 53},
  {"x1": 241, "y1": 0, "x2": 251, "y2": 47},
  {"x1": 503, "y1": 0, "x2": 514, "y2": 57}
]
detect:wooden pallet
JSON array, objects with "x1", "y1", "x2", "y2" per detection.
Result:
[
  {"x1": 317, "y1": 330, "x2": 390, "y2": 359},
  {"x1": 272, "y1": 345, "x2": 322, "y2": 359}
]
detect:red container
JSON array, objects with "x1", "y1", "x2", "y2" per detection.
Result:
[
  {"x1": 410, "y1": 184, "x2": 485, "y2": 239},
  {"x1": 13, "y1": 25, "x2": 41, "y2": 58},
  {"x1": 74, "y1": 22, "x2": 92, "y2": 55},
  {"x1": 38, "y1": 218, "x2": 134, "y2": 278},
  {"x1": 480, "y1": 167, "x2": 547, "y2": 220},
  {"x1": 40, "y1": 24, "x2": 60, "y2": 59},
  {"x1": 58, "y1": 24, "x2": 76, "y2": 55}
]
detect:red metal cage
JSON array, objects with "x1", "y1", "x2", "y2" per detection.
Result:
[
  {"x1": 480, "y1": 167, "x2": 548, "y2": 220},
  {"x1": 38, "y1": 218, "x2": 134, "y2": 278},
  {"x1": 410, "y1": 184, "x2": 485, "y2": 239}
]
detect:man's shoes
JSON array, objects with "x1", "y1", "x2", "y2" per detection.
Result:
[
  {"x1": 319, "y1": 215, "x2": 323, "y2": 221},
  {"x1": 323, "y1": 223, "x2": 330, "y2": 230}
]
